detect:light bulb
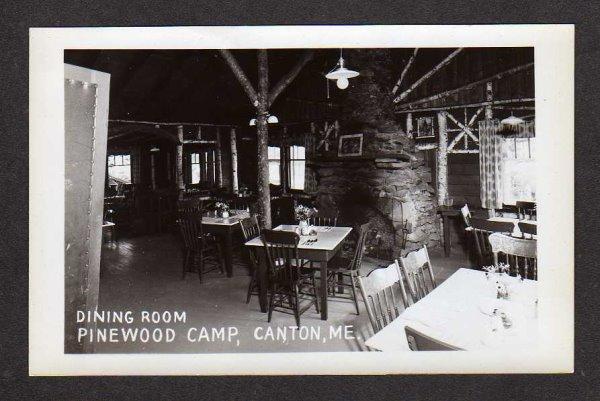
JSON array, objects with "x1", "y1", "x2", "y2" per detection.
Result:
[
  {"x1": 336, "y1": 77, "x2": 349, "y2": 90},
  {"x1": 249, "y1": 118, "x2": 256, "y2": 126},
  {"x1": 267, "y1": 115, "x2": 279, "y2": 124}
]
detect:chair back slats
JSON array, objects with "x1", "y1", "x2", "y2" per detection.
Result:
[
  {"x1": 349, "y1": 222, "x2": 371, "y2": 272},
  {"x1": 177, "y1": 198, "x2": 204, "y2": 214},
  {"x1": 261, "y1": 230, "x2": 301, "y2": 287},
  {"x1": 177, "y1": 212, "x2": 204, "y2": 252},
  {"x1": 460, "y1": 204, "x2": 471, "y2": 227},
  {"x1": 240, "y1": 215, "x2": 261, "y2": 267},
  {"x1": 469, "y1": 217, "x2": 515, "y2": 266},
  {"x1": 488, "y1": 233, "x2": 537, "y2": 279},
  {"x1": 405, "y1": 326, "x2": 462, "y2": 351},
  {"x1": 309, "y1": 211, "x2": 339, "y2": 227},
  {"x1": 240, "y1": 215, "x2": 261, "y2": 241},
  {"x1": 358, "y1": 263, "x2": 408, "y2": 334},
  {"x1": 398, "y1": 246, "x2": 436, "y2": 303}
]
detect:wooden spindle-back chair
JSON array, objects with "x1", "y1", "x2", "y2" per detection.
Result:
[
  {"x1": 177, "y1": 198, "x2": 204, "y2": 214},
  {"x1": 240, "y1": 215, "x2": 261, "y2": 304},
  {"x1": 516, "y1": 200, "x2": 536, "y2": 221},
  {"x1": 326, "y1": 222, "x2": 370, "y2": 315},
  {"x1": 460, "y1": 204, "x2": 471, "y2": 227},
  {"x1": 518, "y1": 221, "x2": 537, "y2": 238},
  {"x1": 405, "y1": 326, "x2": 463, "y2": 351},
  {"x1": 397, "y1": 245, "x2": 436, "y2": 303},
  {"x1": 176, "y1": 212, "x2": 224, "y2": 282},
  {"x1": 469, "y1": 217, "x2": 515, "y2": 266},
  {"x1": 261, "y1": 230, "x2": 320, "y2": 327},
  {"x1": 309, "y1": 211, "x2": 339, "y2": 227},
  {"x1": 489, "y1": 232, "x2": 538, "y2": 280},
  {"x1": 357, "y1": 263, "x2": 409, "y2": 334}
]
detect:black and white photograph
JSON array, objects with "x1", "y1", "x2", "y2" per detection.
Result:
[{"x1": 29, "y1": 25, "x2": 574, "y2": 375}]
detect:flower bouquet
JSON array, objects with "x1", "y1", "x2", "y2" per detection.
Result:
[
  {"x1": 214, "y1": 201, "x2": 231, "y2": 218},
  {"x1": 295, "y1": 205, "x2": 317, "y2": 235}
]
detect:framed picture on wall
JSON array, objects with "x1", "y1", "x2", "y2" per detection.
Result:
[{"x1": 337, "y1": 133, "x2": 364, "y2": 157}]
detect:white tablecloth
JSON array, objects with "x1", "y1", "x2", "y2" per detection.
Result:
[{"x1": 364, "y1": 268, "x2": 538, "y2": 351}]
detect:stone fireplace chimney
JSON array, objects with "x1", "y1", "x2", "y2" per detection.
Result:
[{"x1": 312, "y1": 49, "x2": 441, "y2": 258}]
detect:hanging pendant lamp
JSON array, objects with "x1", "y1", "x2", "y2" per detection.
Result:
[{"x1": 325, "y1": 49, "x2": 359, "y2": 90}]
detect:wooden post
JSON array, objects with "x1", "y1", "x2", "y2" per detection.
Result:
[
  {"x1": 256, "y1": 49, "x2": 272, "y2": 228},
  {"x1": 436, "y1": 111, "x2": 448, "y2": 205},
  {"x1": 406, "y1": 113, "x2": 413, "y2": 138},
  {"x1": 176, "y1": 125, "x2": 185, "y2": 197},
  {"x1": 219, "y1": 49, "x2": 312, "y2": 229},
  {"x1": 150, "y1": 151, "x2": 157, "y2": 190},
  {"x1": 214, "y1": 127, "x2": 223, "y2": 187},
  {"x1": 485, "y1": 81, "x2": 494, "y2": 119},
  {"x1": 281, "y1": 126, "x2": 288, "y2": 194},
  {"x1": 230, "y1": 127, "x2": 239, "y2": 194}
]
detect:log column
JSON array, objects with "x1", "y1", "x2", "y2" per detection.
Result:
[
  {"x1": 230, "y1": 127, "x2": 239, "y2": 194},
  {"x1": 406, "y1": 113, "x2": 413, "y2": 138},
  {"x1": 215, "y1": 127, "x2": 223, "y2": 187},
  {"x1": 485, "y1": 81, "x2": 494, "y2": 119},
  {"x1": 176, "y1": 125, "x2": 185, "y2": 197},
  {"x1": 436, "y1": 111, "x2": 448, "y2": 205}
]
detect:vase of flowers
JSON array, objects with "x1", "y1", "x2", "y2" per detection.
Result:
[
  {"x1": 215, "y1": 201, "x2": 230, "y2": 218},
  {"x1": 295, "y1": 204, "x2": 317, "y2": 235}
]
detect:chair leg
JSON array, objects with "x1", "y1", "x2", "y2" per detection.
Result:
[
  {"x1": 246, "y1": 272, "x2": 256, "y2": 304},
  {"x1": 311, "y1": 273, "x2": 320, "y2": 314},
  {"x1": 182, "y1": 250, "x2": 189, "y2": 280},
  {"x1": 337, "y1": 272, "x2": 345, "y2": 294},
  {"x1": 215, "y1": 242, "x2": 225, "y2": 274},
  {"x1": 350, "y1": 274, "x2": 360, "y2": 315},
  {"x1": 197, "y1": 252, "x2": 204, "y2": 283},
  {"x1": 293, "y1": 285, "x2": 301, "y2": 328},
  {"x1": 267, "y1": 287, "x2": 275, "y2": 323}
]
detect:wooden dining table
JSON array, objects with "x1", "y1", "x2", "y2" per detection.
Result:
[
  {"x1": 365, "y1": 268, "x2": 538, "y2": 351},
  {"x1": 244, "y1": 225, "x2": 353, "y2": 320},
  {"x1": 202, "y1": 210, "x2": 250, "y2": 277}
]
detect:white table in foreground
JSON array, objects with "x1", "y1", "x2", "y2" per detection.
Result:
[
  {"x1": 245, "y1": 225, "x2": 353, "y2": 320},
  {"x1": 364, "y1": 268, "x2": 538, "y2": 351}
]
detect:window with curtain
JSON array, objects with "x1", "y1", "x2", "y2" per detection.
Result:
[
  {"x1": 190, "y1": 150, "x2": 216, "y2": 185},
  {"x1": 107, "y1": 154, "x2": 131, "y2": 184},
  {"x1": 268, "y1": 146, "x2": 281, "y2": 186},
  {"x1": 190, "y1": 153, "x2": 201, "y2": 184},
  {"x1": 288, "y1": 145, "x2": 306, "y2": 190},
  {"x1": 501, "y1": 137, "x2": 536, "y2": 205}
]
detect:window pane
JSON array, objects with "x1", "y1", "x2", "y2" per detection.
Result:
[
  {"x1": 290, "y1": 145, "x2": 305, "y2": 160},
  {"x1": 108, "y1": 165, "x2": 131, "y2": 184},
  {"x1": 191, "y1": 164, "x2": 200, "y2": 184},
  {"x1": 268, "y1": 146, "x2": 280, "y2": 160},
  {"x1": 123, "y1": 154, "x2": 130, "y2": 165},
  {"x1": 269, "y1": 161, "x2": 280, "y2": 185},
  {"x1": 289, "y1": 160, "x2": 305, "y2": 190},
  {"x1": 114, "y1": 155, "x2": 123, "y2": 166},
  {"x1": 108, "y1": 155, "x2": 114, "y2": 167}
]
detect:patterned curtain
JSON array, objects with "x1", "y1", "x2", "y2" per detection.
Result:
[{"x1": 479, "y1": 119, "x2": 503, "y2": 209}]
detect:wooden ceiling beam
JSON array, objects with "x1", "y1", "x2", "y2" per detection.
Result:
[
  {"x1": 396, "y1": 62, "x2": 534, "y2": 110},
  {"x1": 391, "y1": 48, "x2": 418, "y2": 95},
  {"x1": 393, "y1": 48, "x2": 463, "y2": 103},
  {"x1": 268, "y1": 50, "x2": 314, "y2": 107},
  {"x1": 218, "y1": 49, "x2": 259, "y2": 106}
]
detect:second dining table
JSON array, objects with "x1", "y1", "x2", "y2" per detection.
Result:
[
  {"x1": 202, "y1": 210, "x2": 250, "y2": 277},
  {"x1": 244, "y1": 224, "x2": 353, "y2": 320}
]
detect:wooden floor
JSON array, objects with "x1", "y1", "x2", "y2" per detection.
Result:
[{"x1": 94, "y1": 233, "x2": 472, "y2": 353}]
